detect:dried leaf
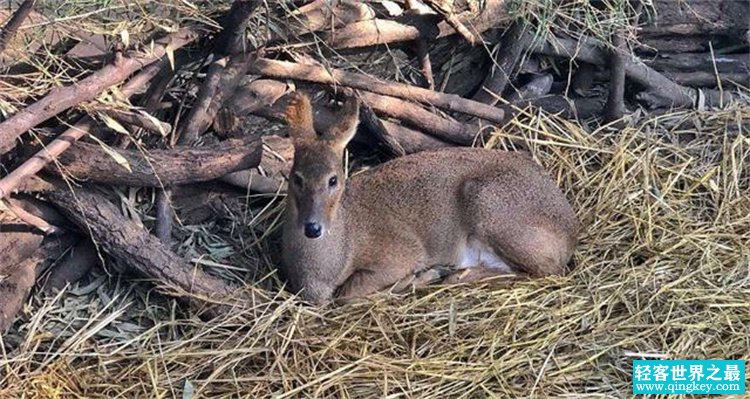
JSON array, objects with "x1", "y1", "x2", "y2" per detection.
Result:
[
  {"x1": 99, "y1": 113, "x2": 130, "y2": 135},
  {"x1": 120, "y1": 29, "x2": 130, "y2": 47},
  {"x1": 88, "y1": 135, "x2": 132, "y2": 173}
]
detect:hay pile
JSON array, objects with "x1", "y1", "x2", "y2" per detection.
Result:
[
  {"x1": 2, "y1": 105, "x2": 748, "y2": 397},
  {"x1": 1, "y1": 1, "x2": 749, "y2": 398}
]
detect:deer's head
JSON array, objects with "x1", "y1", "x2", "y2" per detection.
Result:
[{"x1": 285, "y1": 92, "x2": 359, "y2": 239}]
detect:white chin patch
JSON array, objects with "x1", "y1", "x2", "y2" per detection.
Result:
[{"x1": 457, "y1": 238, "x2": 512, "y2": 271}]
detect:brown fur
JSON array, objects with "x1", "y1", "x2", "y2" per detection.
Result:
[{"x1": 281, "y1": 92, "x2": 579, "y2": 304}]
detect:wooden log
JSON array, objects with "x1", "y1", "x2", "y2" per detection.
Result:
[
  {"x1": 47, "y1": 136, "x2": 263, "y2": 187},
  {"x1": 380, "y1": 119, "x2": 450, "y2": 153},
  {"x1": 214, "y1": 0, "x2": 260, "y2": 55},
  {"x1": 284, "y1": 0, "x2": 375, "y2": 37},
  {"x1": 667, "y1": 72, "x2": 750, "y2": 88},
  {"x1": 604, "y1": 31, "x2": 626, "y2": 122},
  {"x1": 637, "y1": 0, "x2": 750, "y2": 53},
  {"x1": 177, "y1": 0, "x2": 260, "y2": 145},
  {"x1": 508, "y1": 95, "x2": 606, "y2": 120},
  {"x1": 45, "y1": 184, "x2": 234, "y2": 303},
  {"x1": 176, "y1": 54, "x2": 251, "y2": 144},
  {"x1": 644, "y1": 53, "x2": 750, "y2": 74},
  {"x1": 358, "y1": 104, "x2": 406, "y2": 157}
]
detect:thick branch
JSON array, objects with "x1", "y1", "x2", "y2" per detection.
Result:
[
  {"x1": 285, "y1": 0, "x2": 375, "y2": 37},
  {"x1": 0, "y1": 0, "x2": 36, "y2": 56},
  {"x1": 318, "y1": 0, "x2": 509, "y2": 50},
  {"x1": 358, "y1": 91, "x2": 475, "y2": 144},
  {"x1": 358, "y1": 104, "x2": 406, "y2": 158},
  {"x1": 48, "y1": 136, "x2": 263, "y2": 187},
  {"x1": 0, "y1": 232, "x2": 78, "y2": 332},
  {"x1": 0, "y1": 43, "x2": 198, "y2": 200},
  {"x1": 0, "y1": 26, "x2": 202, "y2": 154},
  {"x1": 604, "y1": 32, "x2": 626, "y2": 122},
  {"x1": 473, "y1": 21, "x2": 532, "y2": 105},
  {"x1": 508, "y1": 95, "x2": 605, "y2": 120},
  {"x1": 215, "y1": 0, "x2": 259, "y2": 55},
  {"x1": 178, "y1": 56, "x2": 253, "y2": 145},
  {"x1": 177, "y1": 0, "x2": 259, "y2": 145}
]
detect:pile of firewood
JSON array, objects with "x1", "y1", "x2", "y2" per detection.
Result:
[{"x1": 1, "y1": 0, "x2": 748, "y2": 331}]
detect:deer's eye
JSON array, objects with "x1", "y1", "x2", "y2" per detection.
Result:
[
  {"x1": 328, "y1": 176, "x2": 338, "y2": 187},
  {"x1": 292, "y1": 174, "x2": 303, "y2": 187}
]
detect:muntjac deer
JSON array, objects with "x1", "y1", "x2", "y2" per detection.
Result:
[{"x1": 280, "y1": 92, "x2": 579, "y2": 304}]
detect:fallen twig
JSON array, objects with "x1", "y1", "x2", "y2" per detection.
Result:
[
  {"x1": 102, "y1": 108, "x2": 171, "y2": 136},
  {"x1": 423, "y1": 0, "x2": 477, "y2": 45}
]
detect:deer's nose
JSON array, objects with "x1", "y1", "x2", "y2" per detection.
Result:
[{"x1": 304, "y1": 222, "x2": 322, "y2": 239}]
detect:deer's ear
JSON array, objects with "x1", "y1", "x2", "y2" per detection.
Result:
[
  {"x1": 323, "y1": 95, "x2": 359, "y2": 153},
  {"x1": 285, "y1": 92, "x2": 316, "y2": 143}
]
